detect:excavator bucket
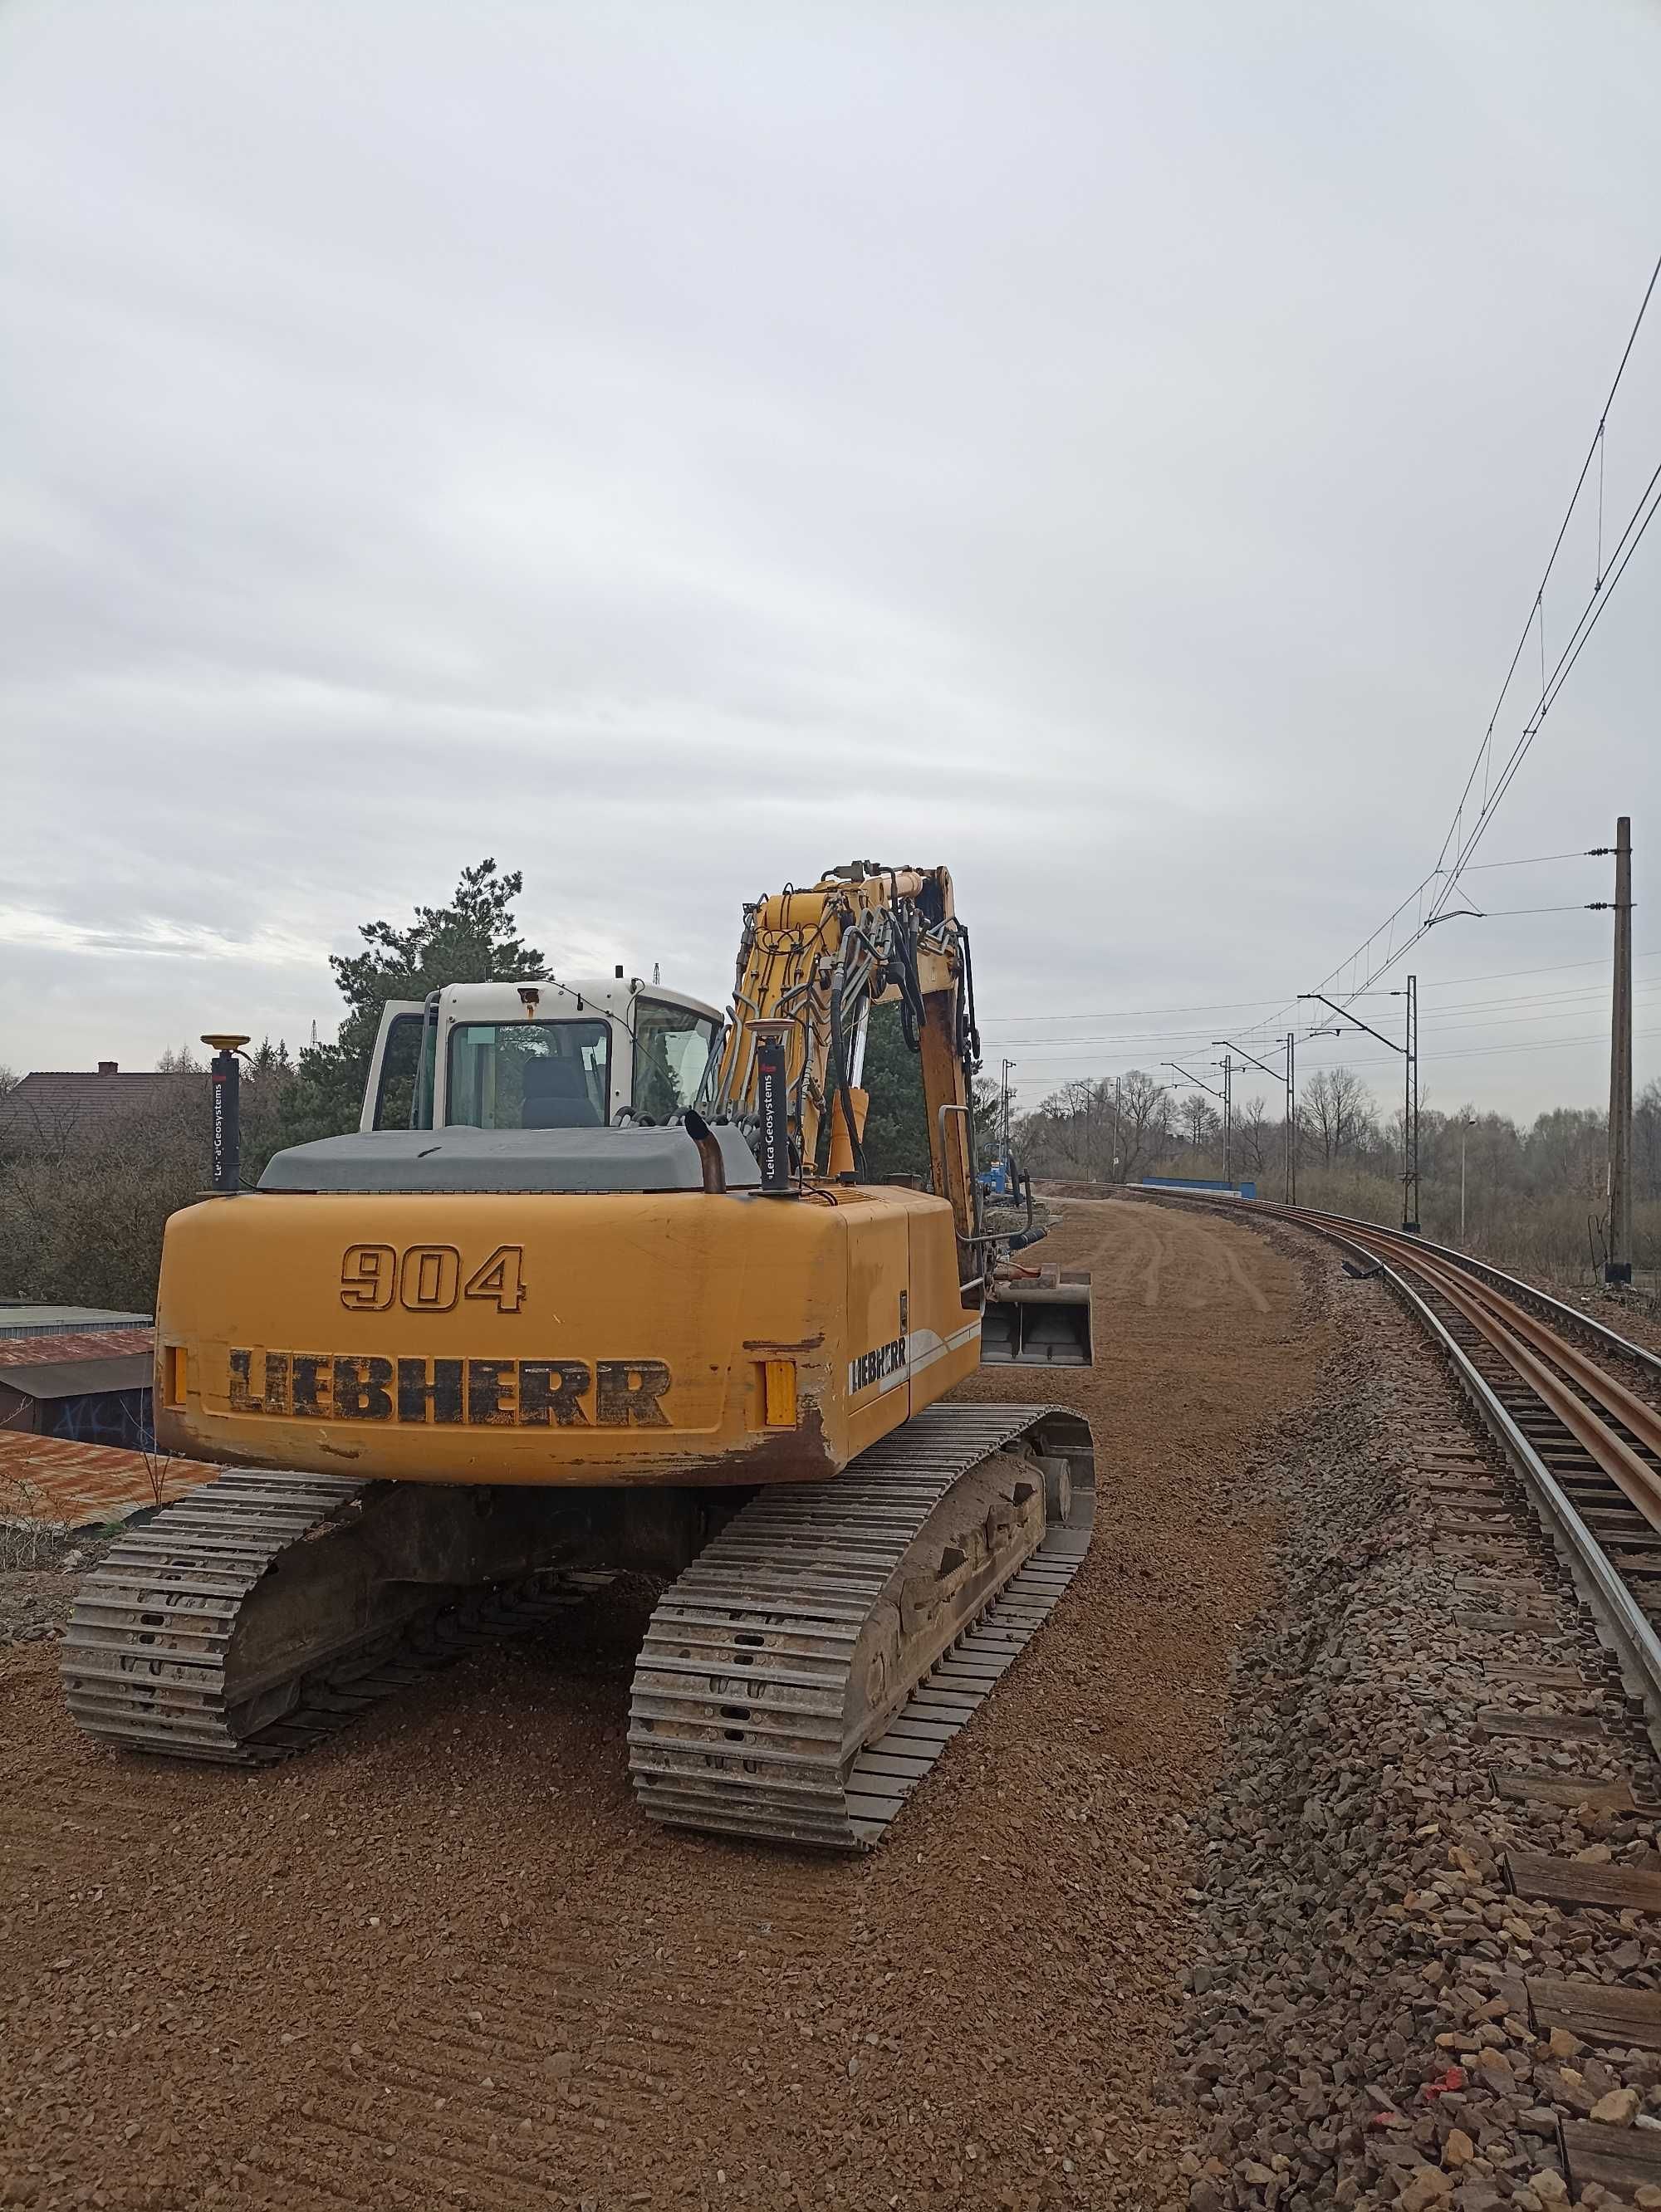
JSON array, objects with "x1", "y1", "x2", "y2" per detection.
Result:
[{"x1": 980, "y1": 1266, "x2": 1094, "y2": 1367}]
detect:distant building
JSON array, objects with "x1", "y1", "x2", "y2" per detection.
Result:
[
  {"x1": 0, "y1": 1063, "x2": 198, "y2": 1154},
  {"x1": 0, "y1": 1323, "x2": 154, "y2": 1448},
  {"x1": 0, "y1": 1347, "x2": 154, "y2": 1447},
  {"x1": 0, "y1": 1305, "x2": 154, "y2": 1342}
]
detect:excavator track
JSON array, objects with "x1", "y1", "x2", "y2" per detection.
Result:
[
  {"x1": 628, "y1": 1402, "x2": 1095, "y2": 1848},
  {"x1": 61, "y1": 1407, "x2": 1094, "y2": 1854},
  {"x1": 61, "y1": 1468, "x2": 610, "y2": 1764}
]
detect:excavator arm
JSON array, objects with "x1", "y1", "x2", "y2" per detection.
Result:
[
  {"x1": 712, "y1": 860, "x2": 1090, "y2": 1359},
  {"x1": 713, "y1": 863, "x2": 982, "y2": 1264}
]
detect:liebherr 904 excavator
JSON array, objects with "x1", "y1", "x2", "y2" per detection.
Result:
[{"x1": 63, "y1": 864, "x2": 1094, "y2": 1847}]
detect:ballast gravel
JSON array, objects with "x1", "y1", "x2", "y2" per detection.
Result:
[{"x1": 1169, "y1": 1210, "x2": 1661, "y2": 2212}]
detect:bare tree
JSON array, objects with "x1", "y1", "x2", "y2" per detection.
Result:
[
  {"x1": 1014, "y1": 1067, "x2": 1169, "y2": 1184},
  {"x1": 1302, "y1": 1066, "x2": 1374, "y2": 1164},
  {"x1": 1181, "y1": 1096, "x2": 1220, "y2": 1153},
  {"x1": 1525, "y1": 1107, "x2": 1605, "y2": 1201},
  {"x1": 1235, "y1": 1095, "x2": 1272, "y2": 1178},
  {"x1": 0, "y1": 1084, "x2": 208, "y2": 1310},
  {"x1": 1637, "y1": 1079, "x2": 1661, "y2": 1206},
  {"x1": 1115, "y1": 1070, "x2": 1169, "y2": 1182}
]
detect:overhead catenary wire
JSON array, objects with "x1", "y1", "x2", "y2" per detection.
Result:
[
  {"x1": 1318, "y1": 453, "x2": 1661, "y2": 1003},
  {"x1": 979, "y1": 950, "x2": 1661, "y2": 1033},
  {"x1": 1457, "y1": 847, "x2": 1614, "y2": 870},
  {"x1": 1011, "y1": 1024, "x2": 1661, "y2": 1082},
  {"x1": 1267, "y1": 247, "x2": 1661, "y2": 1018},
  {"x1": 1001, "y1": 977, "x2": 1661, "y2": 1070},
  {"x1": 1455, "y1": 248, "x2": 1661, "y2": 766},
  {"x1": 981, "y1": 970, "x2": 1661, "y2": 1052},
  {"x1": 987, "y1": 1006, "x2": 1656, "y2": 1055},
  {"x1": 1003, "y1": 1011, "x2": 1659, "y2": 1070},
  {"x1": 1438, "y1": 903, "x2": 1620, "y2": 918}
]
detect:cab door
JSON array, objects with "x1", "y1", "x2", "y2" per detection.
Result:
[{"x1": 359, "y1": 1002, "x2": 429, "y2": 1132}]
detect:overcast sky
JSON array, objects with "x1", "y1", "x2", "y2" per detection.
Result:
[{"x1": 2, "y1": 0, "x2": 1657, "y2": 1123}]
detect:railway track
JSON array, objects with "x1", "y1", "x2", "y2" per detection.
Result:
[
  {"x1": 1129, "y1": 1191, "x2": 1661, "y2": 2205},
  {"x1": 1229, "y1": 1201, "x2": 1661, "y2": 1743}
]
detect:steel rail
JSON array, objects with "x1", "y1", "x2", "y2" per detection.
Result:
[
  {"x1": 1347, "y1": 1232, "x2": 1661, "y2": 1534},
  {"x1": 1136, "y1": 1185, "x2": 1661, "y2": 1380},
  {"x1": 1273, "y1": 1203, "x2": 1661, "y2": 1385},
  {"x1": 1237, "y1": 1200, "x2": 1661, "y2": 1535},
  {"x1": 1283, "y1": 1216, "x2": 1661, "y2": 1492},
  {"x1": 1295, "y1": 1215, "x2": 1661, "y2": 1718}
]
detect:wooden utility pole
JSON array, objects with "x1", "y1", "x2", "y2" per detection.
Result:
[{"x1": 1606, "y1": 814, "x2": 1633, "y2": 1285}]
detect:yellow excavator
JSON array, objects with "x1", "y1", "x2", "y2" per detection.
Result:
[{"x1": 63, "y1": 863, "x2": 1094, "y2": 1847}]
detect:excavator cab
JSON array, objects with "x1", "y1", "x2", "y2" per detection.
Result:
[{"x1": 360, "y1": 978, "x2": 723, "y2": 1134}]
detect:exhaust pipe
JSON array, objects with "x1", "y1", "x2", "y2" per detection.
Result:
[{"x1": 683, "y1": 1111, "x2": 728, "y2": 1195}]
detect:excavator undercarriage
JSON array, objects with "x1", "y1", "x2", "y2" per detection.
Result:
[{"x1": 63, "y1": 1404, "x2": 1093, "y2": 1847}]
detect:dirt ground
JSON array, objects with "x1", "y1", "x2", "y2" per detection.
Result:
[{"x1": 0, "y1": 1199, "x2": 1326, "y2": 2212}]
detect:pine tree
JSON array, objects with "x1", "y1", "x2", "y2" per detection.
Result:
[
  {"x1": 857, "y1": 1004, "x2": 997, "y2": 1186},
  {"x1": 277, "y1": 859, "x2": 544, "y2": 1144}
]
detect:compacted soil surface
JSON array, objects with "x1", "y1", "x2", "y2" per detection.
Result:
[{"x1": 0, "y1": 1199, "x2": 1321, "y2": 2212}]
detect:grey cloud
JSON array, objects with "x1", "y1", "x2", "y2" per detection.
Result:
[{"x1": 2, "y1": 0, "x2": 1657, "y2": 1119}]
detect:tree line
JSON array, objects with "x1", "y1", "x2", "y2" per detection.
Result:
[
  {"x1": 2, "y1": 856, "x2": 1649, "y2": 1307},
  {"x1": 0, "y1": 862, "x2": 542, "y2": 1312},
  {"x1": 1014, "y1": 1069, "x2": 1661, "y2": 1280},
  {"x1": 0, "y1": 859, "x2": 963, "y2": 1309}
]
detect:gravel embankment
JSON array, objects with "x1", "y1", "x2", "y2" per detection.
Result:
[
  {"x1": 1174, "y1": 1221, "x2": 1661, "y2": 2212},
  {"x1": 0, "y1": 1523, "x2": 108, "y2": 1647}
]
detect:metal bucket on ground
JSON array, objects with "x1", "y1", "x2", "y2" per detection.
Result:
[{"x1": 980, "y1": 1267, "x2": 1094, "y2": 1366}]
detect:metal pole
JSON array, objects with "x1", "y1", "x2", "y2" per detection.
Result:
[
  {"x1": 1402, "y1": 976, "x2": 1420, "y2": 1233},
  {"x1": 211, "y1": 1050, "x2": 239, "y2": 1195},
  {"x1": 1607, "y1": 814, "x2": 1634, "y2": 1284},
  {"x1": 1285, "y1": 1032, "x2": 1296, "y2": 1204},
  {"x1": 1222, "y1": 1055, "x2": 1232, "y2": 1184},
  {"x1": 201, "y1": 1032, "x2": 250, "y2": 1197},
  {"x1": 752, "y1": 1022, "x2": 796, "y2": 1197}
]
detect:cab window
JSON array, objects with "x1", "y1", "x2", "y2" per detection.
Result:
[
  {"x1": 631, "y1": 1000, "x2": 718, "y2": 1123},
  {"x1": 446, "y1": 1020, "x2": 611, "y2": 1130}
]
